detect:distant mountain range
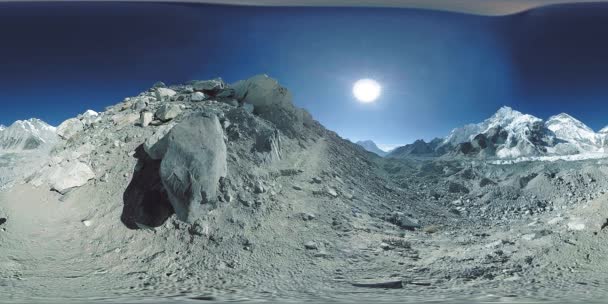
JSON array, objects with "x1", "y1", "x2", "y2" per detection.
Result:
[
  {"x1": 358, "y1": 106, "x2": 608, "y2": 160},
  {"x1": 0, "y1": 118, "x2": 57, "y2": 152}
]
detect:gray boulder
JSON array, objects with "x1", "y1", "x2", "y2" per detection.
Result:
[
  {"x1": 143, "y1": 123, "x2": 175, "y2": 160},
  {"x1": 57, "y1": 118, "x2": 84, "y2": 140},
  {"x1": 385, "y1": 211, "x2": 420, "y2": 231},
  {"x1": 139, "y1": 112, "x2": 153, "y2": 127},
  {"x1": 29, "y1": 160, "x2": 95, "y2": 194},
  {"x1": 232, "y1": 74, "x2": 304, "y2": 135},
  {"x1": 160, "y1": 113, "x2": 227, "y2": 223},
  {"x1": 190, "y1": 92, "x2": 206, "y2": 102},
  {"x1": 155, "y1": 88, "x2": 176, "y2": 101},
  {"x1": 155, "y1": 104, "x2": 182, "y2": 122},
  {"x1": 193, "y1": 78, "x2": 225, "y2": 92}
]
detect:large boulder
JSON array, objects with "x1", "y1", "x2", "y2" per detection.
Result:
[
  {"x1": 192, "y1": 78, "x2": 225, "y2": 92},
  {"x1": 155, "y1": 104, "x2": 182, "y2": 122},
  {"x1": 56, "y1": 118, "x2": 84, "y2": 140},
  {"x1": 155, "y1": 88, "x2": 176, "y2": 101},
  {"x1": 159, "y1": 113, "x2": 227, "y2": 223},
  {"x1": 143, "y1": 123, "x2": 175, "y2": 160},
  {"x1": 29, "y1": 161, "x2": 95, "y2": 194},
  {"x1": 232, "y1": 74, "x2": 304, "y2": 135}
]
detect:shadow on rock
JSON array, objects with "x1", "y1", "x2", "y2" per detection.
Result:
[{"x1": 121, "y1": 145, "x2": 174, "y2": 229}]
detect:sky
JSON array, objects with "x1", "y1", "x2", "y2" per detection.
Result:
[{"x1": 1, "y1": 2, "x2": 608, "y2": 149}]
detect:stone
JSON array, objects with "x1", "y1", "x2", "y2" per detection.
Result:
[
  {"x1": 153, "y1": 81, "x2": 166, "y2": 88},
  {"x1": 301, "y1": 213, "x2": 316, "y2": 221},
  {"x1": 231, "y1": 74, "x2": 303, "y2": 135},
  {"x1": 143, "y1": 123, "x2": 175, "y2": 160},
  {"x1": 56, "y1": 118, "x2": 84, "y2": 140},
  {"x1": 567, "y1": 220, "x2": 585, "y2": 231},
  {"x1": 160, "y1": 113, "x2": 227, "y2": 223},
  {"x1": 327, "y1": 187, "x2": 338, "y2": 197},
  {"x1": 155, "y1": 104, "x2": 182, "y2": 122},
  {"x1": 254, "y1": 181, "x2": 265, "y2": 193},
  {"x1": 131, "y1": 98, "x2": 148, "y2": 112},
  {"x1": 190, "y1": 92, "x2": 206, "y2": 102},
  {"x1": 386, "y1": 211, "x2": 421, "y2": 230},
  {"x1": 351, "y1": 280, "x2": 403, "y2": 289},
  {"x1": 30, "y1": 161, "x2": 95, "y2": 194},
  {"x1": 242, "y1": 103, "x2": 254, "y2": 113},
  {"x1": 79, "y1": 109, "x2": 100, "y2": 126},
  {"x1": 192, "y1": 78, "x2": 225, "y2": 92},
  {"x1": 304, "y1": 241, "x2": 318, "y2": 250},
  {"x1": 112, "y1": 113, "x2": 140, "y2": 127},
  {"x1": 155, "y1": 88, "x2": 177, "y2": 101},
  {"x1": 139, "y1": 112, "x2": 153, "y2": 127}
]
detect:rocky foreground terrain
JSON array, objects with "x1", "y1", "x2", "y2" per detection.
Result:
[{"x1": 1, "y1": 75, "x2": 608, "y2": 303}]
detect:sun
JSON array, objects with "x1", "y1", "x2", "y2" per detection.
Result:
[{"x1": 353, "y1": 78, "x2": 381, "y2": 103}]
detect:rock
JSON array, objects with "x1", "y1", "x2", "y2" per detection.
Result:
[
  {"x1": 153, "y1": 81, "x2": 166, "y2": 88},
  {"x1": 112, "y1": 113, "x2": 140, "y2": 127},
  {"x1": 155, "y1": 104, "x2": 182, "y2": 122},
  {"x1": 79, "y1": 110, "x2": 100, "y2": 126},
  {"x1": 139, "y1": 112, "x2": 153, "y2": 127},
  {"x1": 100, "y1": 172, "x2": 109, "y2": 182},
  {"x1": 304, "y1": 241, "x2": 318, "y2": 250},
  {"x1": 231, "y1": 74, "x2": 304, "y2": 135},
  {"x1": 253, "y1": 181, "x2": 265, "y2": 194},
  {"x1": 386, "y1": 211, "x2": 421, "y2": 230},
  {"x1": 351, "y1": 280, "x2": 403, "y2": 289},
  {"x1": 56, "y1": 118, "x2": 84, "y2": 140},
  {"x1": 327, "y1": 187, "x2": 338, "y2": 197},
  {"x1": 448, "y1": 181, "x2": 469, "y2": 194},
  {"x1": 190, "y1": 92, "x2": 206, "y2": 102},
  {"x1": 567, "y1": 220, "x2": 586, "y2": 231},
  {"x1": 30, "y1": 161, "x2": 95, "y2": 194},
  {"x1": 160, "y1": 113, "x2": 227, "y2": 223},
  {"x1": 242, "y1": 103, "x2": 254, "y2": 113},
  {"x1": 82, "y1": 220, "x2": 92, "y2": 227},
  {"x1": 131, "y1": 98, "x2": 148, "y2": 112},
  {"x1": 301, "y1": 213, "x2": 316, "y2": 221},
  {"x1": 155, "y1": 88, "x2": 177, "y2": 101},
  {"x1": 143, "y1": 123, "x2": 176, "y2": 160},
  {"x1": 193, "y1": 78, "x2": 225, "y2": 92},
  {"x1": 380, "y1": 242, "x2": 393, "y2": 250}
]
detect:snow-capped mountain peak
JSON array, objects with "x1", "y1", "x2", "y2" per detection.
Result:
[
  {"x1": 545, "y1": 112, "x2": 598, "y2": 150},
  {"x1": 355, "y1": 140, "x2": 388, "y2": 156},
  {"x1": 0, "y1": 118, "x2": 57, "y2": 151}
]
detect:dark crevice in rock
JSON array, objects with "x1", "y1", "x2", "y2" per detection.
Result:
[{"x1": 121, "y1": 145, "x2": 173, "y2": 229}]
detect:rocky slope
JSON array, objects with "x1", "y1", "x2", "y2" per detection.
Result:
[
  {"x1": 3, "y1": 78, "x2": 608, "y2": 303},
  {"x1": 0, "y1": 118, "x2": 58, "y2": 190}
]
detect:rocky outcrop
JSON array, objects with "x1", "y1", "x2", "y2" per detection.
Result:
[
  {"x1": 57, "y1": 118, "x2": 84, "y2": 140},
  {"x1": 232, "y1": 74, "x2": 304, "y2": 136},
  {"x1": 159, "y1": 113, "x2": 227, "y2": 223}
]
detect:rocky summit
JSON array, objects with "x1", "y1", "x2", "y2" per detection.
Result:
[{"x1": 3, "y1": 75, "x2": 608, "y2": 303}]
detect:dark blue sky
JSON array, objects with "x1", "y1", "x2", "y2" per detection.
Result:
[{"x1": 1, "y1": 2, "x2": 608, "y2": 147}]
